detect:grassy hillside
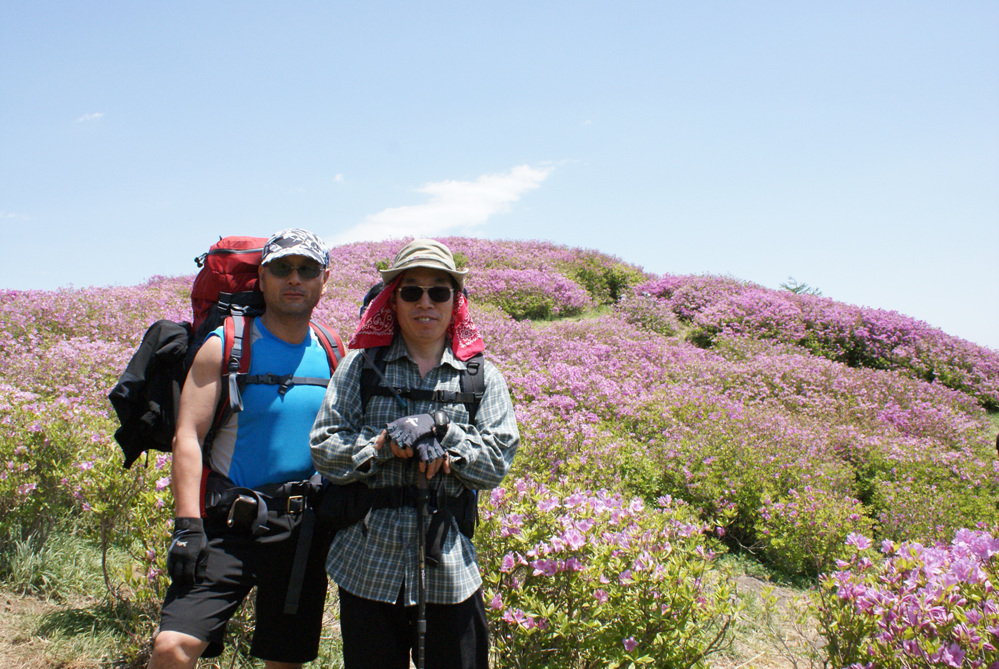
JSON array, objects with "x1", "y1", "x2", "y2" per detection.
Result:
[{"x1": 1, "y1": 237, "x2": 997, "y2": 667}]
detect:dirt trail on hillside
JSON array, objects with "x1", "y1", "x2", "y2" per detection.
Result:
[{"x1": 1, "y1": 591, "x2": 67, "y2": 669}]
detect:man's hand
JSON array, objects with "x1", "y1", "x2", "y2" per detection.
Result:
[
  {"x1": 413, "y1": 434, "x2": 449, "y2": 479},
  {"x1": 382, "y1": 413, "x2": 452, "y2": 477},
  {"x1": 412, "y1": 434, "x2": 445, "y2": 463},
  {"x1": 167, "y1": 517, "x2": 209, "y2": 587},
  {"x1": 386, "y1": 414, "x2": 436, "y2": 448}
]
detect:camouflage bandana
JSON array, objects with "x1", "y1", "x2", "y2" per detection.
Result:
[{"x1": 260, "y1": 228, "x2": 330, "y2": 268}]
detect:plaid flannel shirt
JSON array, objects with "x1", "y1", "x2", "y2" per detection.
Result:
[{"x1": 310, "y1": 336, "x2": 519, "y2": 605}]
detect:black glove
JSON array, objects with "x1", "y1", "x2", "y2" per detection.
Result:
[
  {"x1": 412, "y1": 434, "x2": 446, "y2": 463},
  {"x1": 167, "y1": 517, "x2": 209, "y2": 587},
  {"x1": 386, "y1": 414, "x2": 437, "y2": 448}
]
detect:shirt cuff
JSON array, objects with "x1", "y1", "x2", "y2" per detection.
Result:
[{"x1": 352, "y1": 442, "x2": 387, "y2": 472}]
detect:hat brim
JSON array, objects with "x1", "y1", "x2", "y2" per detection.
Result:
[{"x1": 380, "y1": 262, "x2": 467, "y2": 289}]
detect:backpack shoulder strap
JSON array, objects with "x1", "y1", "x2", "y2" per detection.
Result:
[
  {"x1": 203, "y1": 314, "x2": 252, "y2": 467},
  {"x1": 223, "y1": 314, "x2": 253, "y2": 414},
  {"x1": 460, "y1": 353, "x2": 486, "y2": 424},
  {"x1": 358, "y1": 347, "x2": 486, "y2": 423},
  {"x1": 233, "y1": 319, "x2": 343, "y2": 396},
  {"x1": 360, "y1": 346, "x2": 390, "y2": 414},
  {"x1": 309, "y1": 321, "x2": 346, "y2": 372}
]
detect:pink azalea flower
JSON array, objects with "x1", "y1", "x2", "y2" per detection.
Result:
[{"x1": 845, "y1": 533, "x2": 872, "y2": 550}]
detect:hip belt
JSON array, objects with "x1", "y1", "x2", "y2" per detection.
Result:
[
  {"x1": 318, "y1": 481, "x2": 479, "y2": 565},
  {"x1": 204, "y1": 472, "x2": 323, "y2": 536}
]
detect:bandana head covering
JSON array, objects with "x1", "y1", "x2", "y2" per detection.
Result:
[
  {"x1": 260, "y1": 228, "x2": 330, "y2": 268},
  {"x1": 349, "y1": 277, "x2": 485, "y2": 361}
]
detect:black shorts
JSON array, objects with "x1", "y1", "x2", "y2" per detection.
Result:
[{"x1": 158, "y1": 512, "x2": 329, "y2": 662}]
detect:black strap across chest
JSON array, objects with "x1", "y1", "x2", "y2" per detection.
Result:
[{"x1": 359, "y1": 346, "x2": 485, "y2": 422}]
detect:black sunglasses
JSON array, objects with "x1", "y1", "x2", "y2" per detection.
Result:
[
  {"x1": 397, "y1": 285, "x2": 454, "y2": 303},
  {"x1": 267, "y1": 262, "x2": 323, "y2": 280}
]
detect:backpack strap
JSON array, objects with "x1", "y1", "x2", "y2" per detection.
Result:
[
  {"x1": 359, "y1": 347, "x2": 485, "y2": 422},
  {"x1": 240, "y1": 372, "x2": 332, "y2": 393},
  {"x1": 309, "y1": 321, "x2": 346, "y2": 371},
  {"x1": 240, "y1": 320, "x2": 344, "y2": 393},
  {"x1": 459, "y1": 353, "x2": 485, "y2": 424},
  {"x1": 224, "y1": 314, "x2": 253, "y2": 414},
  {"x1": 223, "y1": 318, "x2": 344, "y2": 406},
  {"x1": 202, "y1": 315, "x2": 253, "y2": 464},
  {"x1": 360, "y1": 346, "x2": 391, "y2": 413}
]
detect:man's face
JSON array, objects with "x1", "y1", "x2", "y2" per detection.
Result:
[
  {"x1": 257, "y1": 254, "x2": 329, "y2": 318},
  {"x1": 390, "y1": 267, "x2": 455, "y2": 349}
]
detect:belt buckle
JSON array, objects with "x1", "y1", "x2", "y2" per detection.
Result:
[{"x1": 286, "y1": 495, "x2": 305, "y2": 514}]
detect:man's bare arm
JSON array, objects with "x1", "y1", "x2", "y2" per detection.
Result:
[{"x1": 171, "y1": 336, "x2": 224, "y2": 518}]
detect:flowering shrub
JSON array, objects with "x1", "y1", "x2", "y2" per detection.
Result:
[
  {"x1": 486, "y1": 304, "x2": 996, "y2": 578},
  {"x1": 756, "y1": 486, "x2": 874, "y2": 577},
  {"x1": 819, "y1": 530, "x2": 999, "y2": 668},
  {"x1": 636, "y1": 275, "x2": 999, "y2": 410},
  {"x1": 557, "y1": 250, "x2": 648, "y2": 305},
  {"x1": 478, "y1": 478, "x2": 738, "y2": 668},
  {"x1": 616, "y1": 292, "x2": 681, "y2": 337},
  {"x1": 471, "y1": 268, "x2": 592, "y2": 320}
]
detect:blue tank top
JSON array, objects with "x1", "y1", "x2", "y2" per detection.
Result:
[{"x1": 207, "y1": 319, "x2": 330, "y2": 489}]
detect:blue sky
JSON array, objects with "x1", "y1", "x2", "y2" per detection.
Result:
[{"x1": 2, "y1": 2, "x2": 997, "y2": 349}]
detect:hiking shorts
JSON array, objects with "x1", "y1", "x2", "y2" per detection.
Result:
[{"x1": 157, "y1": 512, "x2": 329, "y2": 662}]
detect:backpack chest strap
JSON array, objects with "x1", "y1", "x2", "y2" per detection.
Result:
[
  {"x1": 241, "y1": 373, "x2": 331, "y2": 395},
  {"x1": 367, "y1": 386, "x2": 482, "y2": 405}
]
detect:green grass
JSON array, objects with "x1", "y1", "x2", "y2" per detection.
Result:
[
  {"x1": 1, "y1": 537, "x2": 347, "y2": 668},
  {"x1": 1, "y1": 528, "x2": 108, "y2": 598}
]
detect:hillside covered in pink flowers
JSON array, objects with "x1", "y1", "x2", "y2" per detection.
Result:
[{"x1": 2, "y1": 237, "x2": 998, "y2": 667}]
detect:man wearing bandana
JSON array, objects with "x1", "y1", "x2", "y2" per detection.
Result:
[{"x1": 311, "y1": 239, "x2": 520, "y2": 669}]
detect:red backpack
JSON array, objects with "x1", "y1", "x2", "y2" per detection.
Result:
[{"x1": 190, "y1": 236, "x2": 268, "y2": 338}]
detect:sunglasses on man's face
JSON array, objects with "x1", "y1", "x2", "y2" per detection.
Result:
[
  {"x1": 267, "y1": 262, "x2": 324, "y2": 280},
  {"x1": 397, "y1": 285, "x2": 454, "y2": 303}
]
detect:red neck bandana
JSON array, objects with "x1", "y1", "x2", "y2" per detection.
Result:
[{"x1": 349, "y1": 277, "x2": 485, "y2": 361}]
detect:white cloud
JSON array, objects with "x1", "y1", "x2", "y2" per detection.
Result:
[
  {"x1": 333, "y1": 174, "x2": 345, "y2": 183},
  {"x1": 331, "y1": 164, "x2": 552, "y2": 245},
  {"x1": 75, "y1": 112, "x2": 104, "y2": 123}
]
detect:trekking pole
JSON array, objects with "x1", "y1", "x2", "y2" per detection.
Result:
[{"x1": 414, "y1": 459, "x2": 429, "y2": 669}]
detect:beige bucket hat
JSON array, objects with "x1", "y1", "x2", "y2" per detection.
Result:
[{"x1": 379, "y1": 239, "x2": 468, "y2": 289}]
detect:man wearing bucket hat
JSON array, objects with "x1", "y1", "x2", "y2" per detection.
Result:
[
  {"x1": 311, "y1": 239, "x2": 520, "y2": 669},
  {"x1": 149, "y1": 228, "x2": 341, "y2": 669}
]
